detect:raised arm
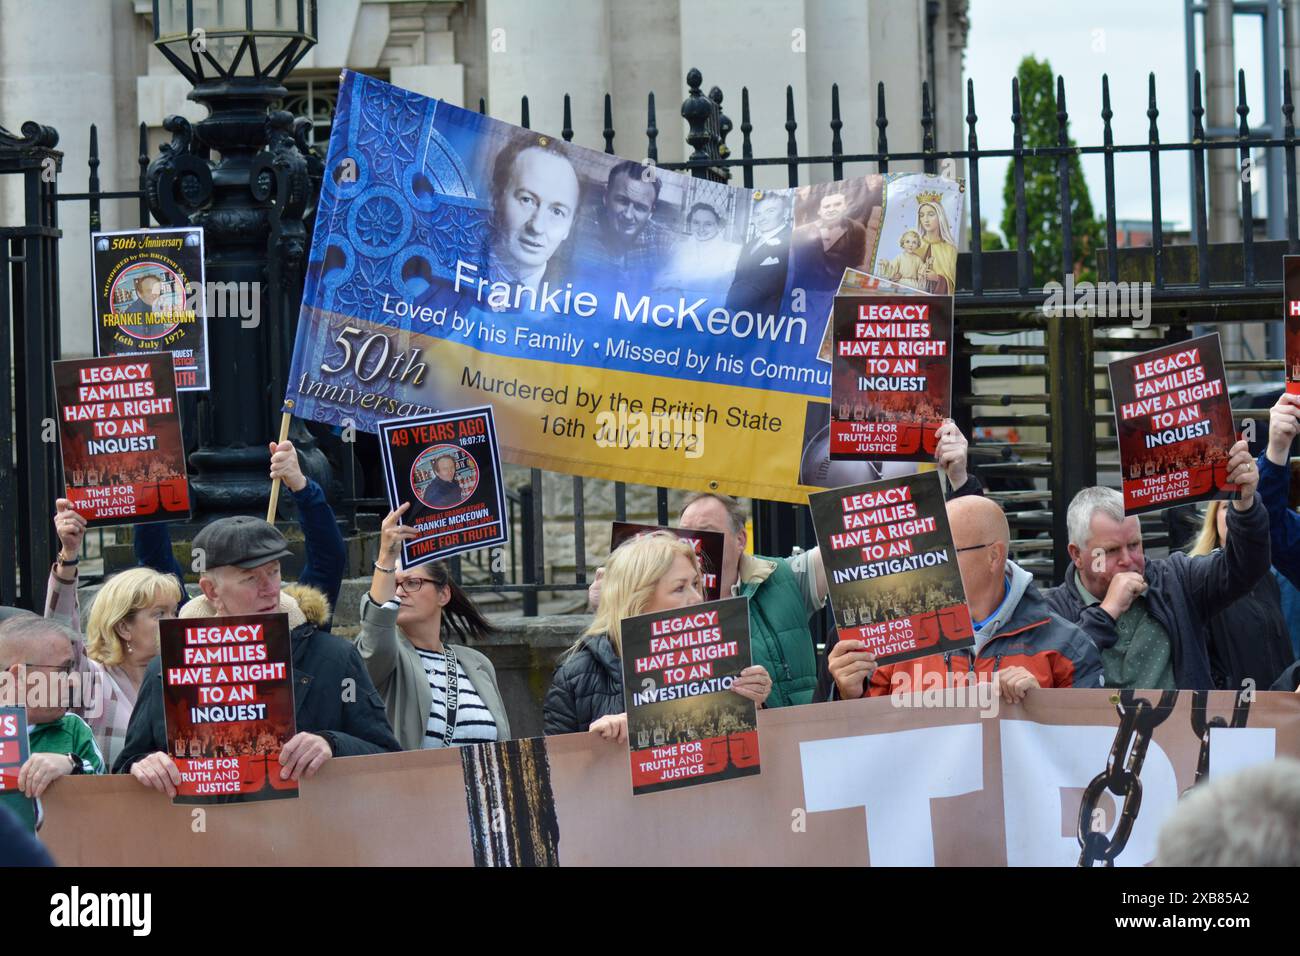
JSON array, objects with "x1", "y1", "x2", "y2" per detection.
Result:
[
  {"x1": 1182, "y1": 440, "x2": 1268, "y2": 618},
  {"x1": 270, "y1": 440, "x2": 347, "y2": 617},
  {"x1": 1260, "y1": 394, "x2": 1300, "y2": 589}
]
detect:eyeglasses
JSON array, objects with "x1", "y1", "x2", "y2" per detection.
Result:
[
  {"x1": 395, "y1": 577, "x2": 442, "y2": 593},
  {"x1": 23, "y1": 662, "x2": 74, "y2": 675},
  {"x1": 954, "y1": 542, "x2": 996, "y2": 553}
]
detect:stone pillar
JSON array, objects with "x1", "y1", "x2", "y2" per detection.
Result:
[
  {"x1": 0, "y1": 0, "x2": 118, "y2": 357},
  {"x1": 485, "y1": 0, "x2": 612, "y2": 146}
]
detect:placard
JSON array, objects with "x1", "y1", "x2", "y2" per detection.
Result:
[
  {"x1": 809, "y1": 472, "x2": 974, "y2": 666},
  {"x1": 1285, "y1": 254, "x2": 1300, "y2": 395},
  {"x1": 610, "y1": 522, "x2": 726, "y2": 601},
  {"x1": 53, "y1": 353, "x2": 190, "y2": 527},
  {"x1": 377, "y1": 405, "x2": 509, "y2": 568},
  {"x1": 1108, "y1": 332, "x2": 1238, "y2": 515},
  {"x1": 620, "y1": 596, "x2": 758, "y2": 795},
  {"x1": 829, "y1": 292, "x2": 953, "y2": 461},
  {"x1": 159, "y1": 614, "x2": 298, "y2": 805},
  {"x1": 91, "y1": 226, "x2": 209, "y2": 391},
  {"x1": 0, "y1": 706, "x2": 30, "y2": 794}
]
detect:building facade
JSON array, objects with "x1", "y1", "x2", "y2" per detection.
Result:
[{"x1": 0, "y1": 0, "x2": 968, "y2": 358}]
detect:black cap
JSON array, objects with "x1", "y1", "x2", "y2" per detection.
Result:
[{"x1": 192, "y1": 516, "x2": 293, "y2": 570}]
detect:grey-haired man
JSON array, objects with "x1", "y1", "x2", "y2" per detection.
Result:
[
  {"x1": 113, "y1": 515, "x2": 399, "y2": 792},
  {"x1": 1042, "y1": 439, "x2": 1268, "y2": 690}
]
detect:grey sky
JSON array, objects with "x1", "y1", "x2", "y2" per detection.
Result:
[{"x1": 965, "y1": 0, "x2": 1271, "y2": 240}]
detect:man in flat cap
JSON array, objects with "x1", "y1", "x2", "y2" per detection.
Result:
[{"x1": 113, "y1": 512, "x2": 400, "y2": 792}]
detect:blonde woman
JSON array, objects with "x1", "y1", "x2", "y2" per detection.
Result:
[
  {"x1": 543, "y1": 530, "x2": 772, "y2": 740},
  {"x1": 50, "y1": 562, "x2": 180, "y2": 769},
  {"x1": 1188, "y1": 500, "x2": 1296, "y2": 691}
]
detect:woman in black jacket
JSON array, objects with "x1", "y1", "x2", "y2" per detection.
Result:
[
  {"x1": 544, "y1": 531, "x2": 772, "y2": 739},
  {"x1": 1189, "y1": 500, "x2": 1297, "y2": 692}
]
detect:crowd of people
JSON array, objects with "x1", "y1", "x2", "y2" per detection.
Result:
[
  {"x1": 170, "y1": 724, "x2": 286, "y2": 759},
  {"x1": 633, "y1": 699, "x2": 755, "y2": 750},
  {"x1": 836, "y1": 395, "x2": 943, "y2": 427},
  {"x1": 69, "y1": 461, "x2": 185, "y2": 488},
  {"x1": 1125, "y1": 437, "x2": 1229, "y2": 480},
  {"x1": 3, "y1": 398, "x2": 1300, "y2": 866},
  {"x1": 839, "y1": 580, "x2": 965, "y2": 628}
]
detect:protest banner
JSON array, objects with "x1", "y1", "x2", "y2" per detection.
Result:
[
  {"x1": 0, "y1": 706, "x2": 29, "y2": 794},
  {"x1": 159, "y1": 614, "x2": 297, "y2": 805},
  {"x1": 610, "y1": 522, "x2": 726, "y2": 601},
  {"x1": 377, "y1": 405, "x2": 508, "y2": 567},
  {"x1": 1108, "y1": 333, "x2": 1238, "y2": 515},
  {"x1": 621, "y1": 597, "x2": 757, "y2": 794},
  {"x1": 41, "y1": 690, "x2": 1300, "y2": 866},
  {"x1": 830, "y1": 292, "x2": 953, "y2": 461},
  {"x1": 91, "y1": 227, "x2": 209, "y2": 391},
  {"x1": 1286, "y1": 254, "x2": 1300, "y2": 395},
  {"x1": 283, "y1": 71, "x2": 965, "y2": 505},
  {"x1": 809, "y1": 472, "x2": 974, "y2": 666},
  {"x1": 53, "y1": 353, "x2": 190, "y2": 527}
]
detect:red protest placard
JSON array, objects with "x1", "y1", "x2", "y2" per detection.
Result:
[
  {"x1": 0, "y1": 707, "x2": 29, "y2": 794},
  {"x1": 610, "y1": 522, "x2": 726, "y2": 602},
  {"x1": 1108, "y1": 333, "x2": 1239, "y2": 516},
  {"x1": 810, "y1": 472, "x2": 974, "y2": 667},
  {"x1": 159, "y1": 614, "x2": 298, "y2": 805},
  {"x1": 830, "y1": 293, "x2": 953, "y2": 462},
  {"x1": 53, "y1": 353, "x2": 190, "y2": 526},
  {"x1": 620, "y1": 597, "x2": 759, "y2": 795},
  {"x1": 1286, "y1": 255, "x2": 1300, "y2": 395}
]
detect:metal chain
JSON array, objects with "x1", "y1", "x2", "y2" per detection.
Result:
[
  {"x1": 1186, "y1": 686, "x2": 1252, "y2": 791},
  {"x1": 1076, "y1": 689, "x2": 1179, "y2": 867}
]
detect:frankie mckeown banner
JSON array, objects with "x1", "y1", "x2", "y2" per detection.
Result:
[
  {"x1": 91, "y1": 227, "x2": 209, "y2": 391},
  {"x1": 284, "y1": 71, "x2": 965, "y2": 504},
  {"x1": 1108, "y1": 333, "x2": 1238, "y2": 515},
  {"x1": 621, "y1": 596, "x2": 759, "y2": 795},
  {"x1": 610, "y1": 522, "x2": 726, "y2": 601},
  {"x1": 377, "y1": 406, "x2": 508, "y2": 567},
  {"x1": 53, "y1": 353, "x2": 190, "y2": 527},
  {"x1": 160, "y1": 614, "x2": 298, "y2": 805},
  {"x1": 829, "y1": 292, "x2": 953, "y2": 461},
  {"x1": 810, "y1": 472, "x2": 974, "y2": 667}
]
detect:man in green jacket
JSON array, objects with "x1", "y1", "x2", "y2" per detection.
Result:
[{"x1": 0, "y1": 615, "x2": 104, "y2": 831}]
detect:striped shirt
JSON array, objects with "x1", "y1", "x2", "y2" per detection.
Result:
[{"x1": 414, "y1": 647, "x2": 498, "y2": 748}]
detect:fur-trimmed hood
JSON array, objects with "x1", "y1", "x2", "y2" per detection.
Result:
[{"x1": 178, "y1": 589, "x2": 308, "y2": 629}]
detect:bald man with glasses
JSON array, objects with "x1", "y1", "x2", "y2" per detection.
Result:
[{"x1": 828, "y1": 495, "x2": 1103, "y2": 701}]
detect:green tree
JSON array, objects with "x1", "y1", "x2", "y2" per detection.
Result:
[
  {"x1": 979, "y1": 218, "x2": 1006, "y2": 252},
  {"x1": 1000, "y1": 56, "x2": 1103, "y2": 286}
]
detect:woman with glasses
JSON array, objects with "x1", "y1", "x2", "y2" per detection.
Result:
[
  {"x1": 544, "y1": 530, "x2": 772, "y2": 741},
  {"x1": 355, "y1": 503, "x2": 510, "y2": 751}
]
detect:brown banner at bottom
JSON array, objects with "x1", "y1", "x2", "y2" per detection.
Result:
[{"x1": 41, "y1": 689, "x2": 1300, "y2": 866}]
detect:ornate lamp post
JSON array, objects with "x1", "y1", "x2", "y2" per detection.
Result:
[{"x1": 147, "y1": 0, "x2": 327, "y2": 517}]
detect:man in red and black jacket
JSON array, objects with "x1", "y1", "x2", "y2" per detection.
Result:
[{"x1": 828, "y1": 494, "x2": 1103, "y2": 701}]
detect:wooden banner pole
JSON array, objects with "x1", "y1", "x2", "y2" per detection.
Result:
[{"x1": 266, "y1": 410, "x2": 292, "y2": 523}]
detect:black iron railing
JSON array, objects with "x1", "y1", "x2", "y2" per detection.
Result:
[{"x1": 3, "y1": 63, "x2": 1296, "y2": 611}]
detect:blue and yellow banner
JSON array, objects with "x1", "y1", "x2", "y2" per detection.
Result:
[{"x1": 287, "y1": 71, "x2": 964, "y2": 503}]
